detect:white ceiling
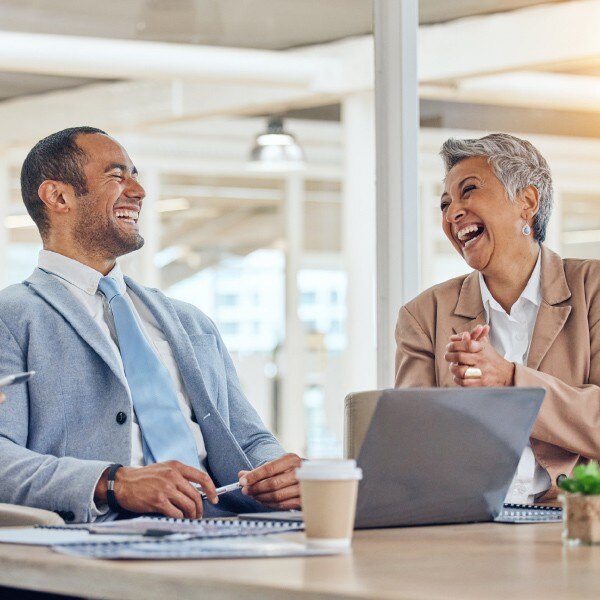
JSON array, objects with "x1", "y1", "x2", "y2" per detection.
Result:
[
  {"x1": 0, "y1": 0, "x2": 372, "y2": 49},
  {"x1": 0, "y1": 0, "x2": 566, "y2": 48},
  {"x1": 0, "y1": 0, "x2": 566, "y2": 102}
]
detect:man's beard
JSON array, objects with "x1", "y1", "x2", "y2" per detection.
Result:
[{"x1": 74, "y1": 210, "x2": 145, "y2": 260}]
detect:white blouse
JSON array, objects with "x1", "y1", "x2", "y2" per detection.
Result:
[{"x1": 478, "y1": 251, "x2": 550, "y2": 503}]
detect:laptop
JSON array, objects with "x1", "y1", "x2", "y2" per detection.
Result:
[
  {"x1": 353, "y1": 387, "x2": 545, "y2": 528},
  {"x1": 241, "y1": 387, "x2": 546, "y2": 528}
]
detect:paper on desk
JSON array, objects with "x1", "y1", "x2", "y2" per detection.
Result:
[
  {"x1": 52, "y1": 536, "x2": 343, "y2": 560},
  {"x1": 0, "y1": 528, "x2": 150, "y2": 546}
]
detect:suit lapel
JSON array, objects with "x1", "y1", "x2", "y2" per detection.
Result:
[
  {"x1": 527, "y1": 246, "x2": 572, "y2": 370},
  {"x1": 124, "y1": 278, "x2": 214, "y2": 417},
  {"x1": 124, "y1": 278, "x2": 253, "y2": 482},
  {"x1": 450, "y1": 247, "x2": 572, "y2": 371},
  {"x1": 25, "y1": 269, "x2": 127, "y2": 388},
  {"x1": 451, "y1": 270, "x2": 487, "y2": 335}
]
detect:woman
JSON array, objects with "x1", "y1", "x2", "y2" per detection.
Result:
[{"x1": 396, "y1": 133, "x2": 600, "y2": 503}]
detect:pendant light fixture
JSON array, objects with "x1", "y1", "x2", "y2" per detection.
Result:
[{"x1": 248, "y1": 116, "x2": 306, "y2": 171}]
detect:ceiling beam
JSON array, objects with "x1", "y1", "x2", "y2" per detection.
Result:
[
  {"x1": 211, "y1": 211, "x2": 282, "y2": 248},
  {"x1": 161, "y1": 206, "x2": 267, "y2": 248},
  {"x1": 0, "y1": 30, "x2": 340, "y2": 87},
  {"x1": 0, "y1": 79, "x2": 342, "y2": 147},
  {"x1": 160, "y1": 185, "x2": 281, "y2": 202},
  {"x1": 421, "y1": 72, "x2": 600, "y2": 113},
  {"x1": 420, "y1": 0, "x2": 600, "y2": 82}
]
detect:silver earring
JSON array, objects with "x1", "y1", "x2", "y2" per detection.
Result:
[{"x1": 522, "y1": 223, "x2": 531, "y2": 236}]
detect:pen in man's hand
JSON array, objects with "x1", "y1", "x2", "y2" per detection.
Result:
[{"x1": 190, "y1": 481, "x2": 242, "y2": 499}]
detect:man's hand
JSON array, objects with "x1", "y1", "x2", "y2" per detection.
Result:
[
  {"x1": 444, "y1": 324, "x2": 515, "y2": 387},
  {"x1": 0, "y1": 392, "x2": 4, "y2": 403},
  {"x1": 95, "y1": 461, "x2": 218, "y2": 519},
  {"x1": 238, "y1": 453, "x2": 302, "y2": 510}
]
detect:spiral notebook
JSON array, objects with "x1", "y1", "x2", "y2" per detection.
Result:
[
  {"x1": 494, "y1": 503, "x2": 562, "y2": 524},
  {"x1": 36, "y1": 516, "x2": 303, "y2": 538},
  {"x1": 241, "y1": 504, "x2": 564, "y2": 526},
  {"x1": 86, "y1": 516, "x2": 304, "y2": 537},
  {"x1": 0, "y1": 517, "x2": 303, "y2": 547},
  {"x1": 52, "y1": 536, "x2": 338, "y2": 560},
  {"x1": 0, "y1": 528, "x2": 149, "y2": 546}
]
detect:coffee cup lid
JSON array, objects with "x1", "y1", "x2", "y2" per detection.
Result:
[{"x1": 296, "y1": 459, "x2": 363, "y2": 481}]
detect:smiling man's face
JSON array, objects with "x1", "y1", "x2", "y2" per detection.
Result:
[
  {"x1": 70, "y1": 133, "x2": 145, "y2": 260},
  {"x1": 440, "y1": 156, "x2": 527, "y2": 274}
]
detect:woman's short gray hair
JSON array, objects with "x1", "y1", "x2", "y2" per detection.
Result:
[{"x1": 440, "y1": 133, "x2": 553, "y2": 243}]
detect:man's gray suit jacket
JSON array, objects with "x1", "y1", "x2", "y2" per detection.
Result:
[{"x1": 0, "y1": 268, "x2": 285, "y2": 522}]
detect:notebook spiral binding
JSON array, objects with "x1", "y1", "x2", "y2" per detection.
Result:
[
  {"x1": 503, "y1": 503, "x2": 561, "y2": 511},
  {"x1": 35, "y1": 525, "x2": 90, "y2": 531},
  {"x1": 155, "y1": 517, "x2": 303, "y2": 528},
  {"x1": 36, "y1": 517, "x2": 304, "y2": 532}
]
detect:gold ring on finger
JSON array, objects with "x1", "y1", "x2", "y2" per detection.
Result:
[{"x1": 464, "y1": 367, "x2": 482, "y2": 379}]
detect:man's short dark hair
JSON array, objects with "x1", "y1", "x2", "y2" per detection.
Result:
[{"x1": 20, "y1": 126, "x2": 107, "y2": 237}]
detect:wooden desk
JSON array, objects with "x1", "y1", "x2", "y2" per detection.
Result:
[{"x1": 1, "y1": 523, "x2": 599, "y2": 600}]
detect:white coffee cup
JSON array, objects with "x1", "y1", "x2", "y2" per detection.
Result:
[{"x1": 296, "y1": 459, "x2": 363, "y2": 549}]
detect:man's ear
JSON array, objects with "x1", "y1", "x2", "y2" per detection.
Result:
[
  {"x1": 37, "y1": 180, "x2": 72, "y2": 215},
  {"x1": 519, "y1": 185, "x2": 540, "y2": 224}
]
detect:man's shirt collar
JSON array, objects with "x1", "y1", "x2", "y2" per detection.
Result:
[{"x1": 38, "y1": 250, "x2": 126, "y2": 296}]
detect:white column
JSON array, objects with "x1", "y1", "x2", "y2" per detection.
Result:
[
  {"x1": 341, "y1": 91, "x2": 377, "y2": 397},
  {"x1": 0, "y1": 159, "x2": 9, "y2": 288},
  {"x1": 281, "y1": 173, "x2": 306, "y2": 455},
  {"x1": 544, "y1": 188, "x2": 562, "y2": 254},
  {"x1": 374, "y1": 0, "x2": 420, "y2": 388},
  {"x1": 419, "y1": 179, "x2": 436, "y2": 290},
  {"x1": 127, "y1": 168, "x2": 161, "y2": 288}
]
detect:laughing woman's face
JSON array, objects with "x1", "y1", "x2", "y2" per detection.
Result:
[{"x1": 440, "y1": 156, "x2": 531, "y2": 274}]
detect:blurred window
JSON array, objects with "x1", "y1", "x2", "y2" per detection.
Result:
[
  {"x1": 300, "y1": 291, "x2": 317, "y2": 305},
  {"x1": 217, "y1": 293, "x2": 238, "y2": 307},
  {"x1": 220, "y1": 322, "x2": 240, "y2": 335}
]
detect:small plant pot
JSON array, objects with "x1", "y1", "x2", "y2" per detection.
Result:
[{"x1": 562, "y1": 493, "x2": 600, "y2": 544}]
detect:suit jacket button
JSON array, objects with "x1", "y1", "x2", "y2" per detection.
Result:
[
  {"x1": 64, "y1": 511, "x2": 75, "y2": 522},
  {"x1": 556, "y1": 474, "x2": 567, "y2": 486},
  {"x1": 116, "y1": 412, "x2": 127, "y2": 425}
]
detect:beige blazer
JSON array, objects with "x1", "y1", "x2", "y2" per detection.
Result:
[{"x1": 395, "y1": 245, "x2": 600, "y2": 502}]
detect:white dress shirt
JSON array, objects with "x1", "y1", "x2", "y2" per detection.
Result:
[
  {"x1": 38, "y1": 251, "x2": 208, "y2": 515},
  {"x1": 478, "y1": 251, "x2": 550, "y2": 503}
]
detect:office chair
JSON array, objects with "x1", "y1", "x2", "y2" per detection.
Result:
[
  {"x1": 344, "y1": 391, "x2": 380, "y2": 459},
  {"x1": 0, "y1": 504, "x2": 65, "y2": 527}
]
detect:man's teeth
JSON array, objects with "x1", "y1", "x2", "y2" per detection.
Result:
[
  {"x1": 115, "y1": 209, "x2": 139, "y2": 221},
  {"x1": 457, "y1": 224, "x2": 481, "y2": 241}
]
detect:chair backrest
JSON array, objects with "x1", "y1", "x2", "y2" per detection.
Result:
[
  {"x1": 0, "y1": 503, "x2": 65, "y2": 527},
  {"x1": 343, "y1": 391, "x2": 380, "y2": 459}
]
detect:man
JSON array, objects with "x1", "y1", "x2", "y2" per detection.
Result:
[{"x1": 0, "y1": 127, "x2": 301, "y2": 522}]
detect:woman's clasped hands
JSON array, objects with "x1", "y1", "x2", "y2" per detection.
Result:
[{"x1": 444, "y1": 324, "x2": 515, "y2": 387}]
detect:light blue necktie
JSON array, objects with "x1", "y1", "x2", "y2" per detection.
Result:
[{"x1": 98, "y1": 276, "x2": 201, "y2": 469}]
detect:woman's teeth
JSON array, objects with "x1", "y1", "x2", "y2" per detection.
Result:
[
  {"x1": 464, "y1": 235, "x2": 480, "y2": 248},
  {"x1": 457, "y1": 224, "x2": 484, "y2": 247}
]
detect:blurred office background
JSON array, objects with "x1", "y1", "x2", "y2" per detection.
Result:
[{"x1": 0, "y1": 0, "x2": 598, "y2": 457}]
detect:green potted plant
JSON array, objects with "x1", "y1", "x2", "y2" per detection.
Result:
[{"x1": 559, "y1": 461, "x2": 600, "y2": 544}]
